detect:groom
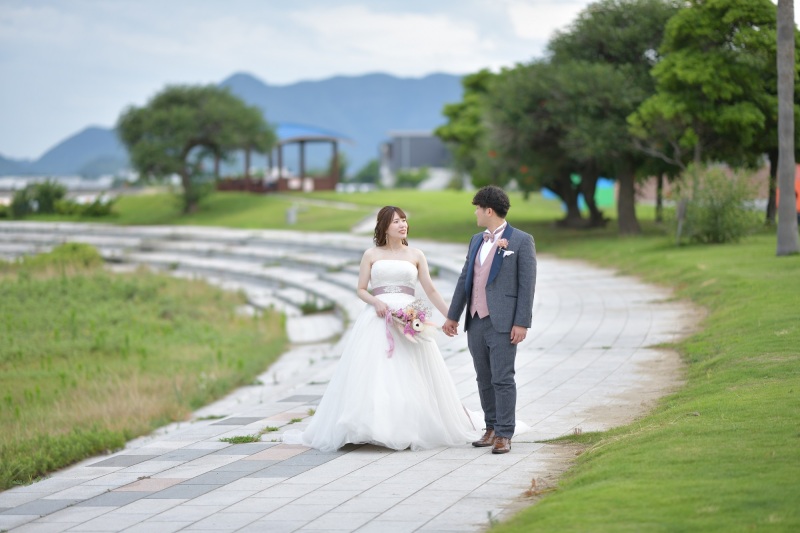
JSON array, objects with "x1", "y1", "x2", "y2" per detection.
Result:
[{"x1": 443, "y1": 185, "x2": 536, "y2": 454}]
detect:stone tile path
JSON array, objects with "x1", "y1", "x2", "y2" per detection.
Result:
[{"x1": 0, "y1": 222, "x2": 696, "y2": 532}]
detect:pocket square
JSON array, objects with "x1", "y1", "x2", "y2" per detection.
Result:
[{"x1": 503, "y1": 250, "x2": 515, "y2": 257}]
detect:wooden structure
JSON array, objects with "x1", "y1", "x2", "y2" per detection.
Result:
[{"x1": 217, "y1": 123, "x2": 349, "y2": 194}]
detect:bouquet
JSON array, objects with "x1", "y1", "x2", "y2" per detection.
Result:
[{"x1": 384, "y1": 299, "x2": 437, "y2": 357}]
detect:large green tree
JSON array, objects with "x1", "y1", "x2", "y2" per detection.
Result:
[
  {"x1": 117, "y1": 85, "x2": 275, "y2": 213},
  {"x1": 629, "y1": 0, "x2": 800, "y2": 225},
  {"x1": 776, "y1": 0, "x2": 800, "y2": 255},
  {"x1": 483, "y1": 62, "x2": 575, "y2": 224},
  {"x1": 546, "y1": 0, "x2": 679, "y2": 234}
]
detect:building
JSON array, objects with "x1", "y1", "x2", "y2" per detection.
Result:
[{"x1": 379, "y1": 131, "x2": 455, "y2": 189}]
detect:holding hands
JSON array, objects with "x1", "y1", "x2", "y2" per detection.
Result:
[{"x1": 442, "y1": 318, "x2": 459, "y2": 337}]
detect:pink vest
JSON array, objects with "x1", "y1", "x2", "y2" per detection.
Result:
[{"x1": 470, "y1": 243, "x2": 497, "y2": 318}]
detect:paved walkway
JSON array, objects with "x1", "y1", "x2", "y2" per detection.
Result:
[{"x1": 0, "y1": 222, "x2": 696, "y2": 532}]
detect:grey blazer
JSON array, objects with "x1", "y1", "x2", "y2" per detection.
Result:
[{"x1": 447, "y1": 224, "x2": 537, "y2": 333}]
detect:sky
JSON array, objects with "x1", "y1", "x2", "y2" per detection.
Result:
[
  {"x1": 0, "y1": 0, "x2": 601, "y2": 161},
  {"x1": 1, "y1": 1, "x2": 794, "y2": 162}
]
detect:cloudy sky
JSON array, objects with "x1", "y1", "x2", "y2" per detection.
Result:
[
  {"x1": 2, "y1": 1, "x2": 791, "y2": 161},
  {"x1": 0, "y1": 0, "x2": 605, "y2": 160}
]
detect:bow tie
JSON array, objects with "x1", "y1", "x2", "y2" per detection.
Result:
[{"x1": 483, "y1": 227, "x2": 504, "y2": 243}]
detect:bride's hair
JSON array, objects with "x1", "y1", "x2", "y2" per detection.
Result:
[{"x1": 374, "y1": 206, "x2": 409, "y2": 247}]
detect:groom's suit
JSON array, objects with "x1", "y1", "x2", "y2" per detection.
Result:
[{"x1": 447, "y1": 223, "x2": 536, "y2": 438}]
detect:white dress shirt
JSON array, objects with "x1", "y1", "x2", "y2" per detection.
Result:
[{"x1": 478, "y1": 223, "x2": 506, "y2": 265}]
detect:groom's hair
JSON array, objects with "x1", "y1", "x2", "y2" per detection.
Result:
[{"x1": 472, "y1": 186, "x2": 510, "y2": 218}]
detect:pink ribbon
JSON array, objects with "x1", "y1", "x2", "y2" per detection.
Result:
[{"x1": 384, "y1": 312, "x2": 396, "y2": 358}]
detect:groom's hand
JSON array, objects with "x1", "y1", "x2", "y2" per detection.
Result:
[
  {"x1": 443, "y1": 319, "x2": 459, "y2": 337},
  {"x1": 510, "y1": 325, "x2": 528, "y2": 345}
]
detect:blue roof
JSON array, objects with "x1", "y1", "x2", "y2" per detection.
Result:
[{"x1": 275, "y1": 122, "x2": 351, "y2": 142}]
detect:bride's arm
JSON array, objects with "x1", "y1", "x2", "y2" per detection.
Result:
[
  {"x1": 357, "y1": 249, "x2": 389, "y2": 317},
  {"x1": 415, "y1": 249, "x2": 449, "y2": 318}
]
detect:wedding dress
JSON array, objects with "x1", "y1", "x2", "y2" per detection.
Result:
[{"x1": 283, "y1": 259, "x2": 482, "y2": 452}]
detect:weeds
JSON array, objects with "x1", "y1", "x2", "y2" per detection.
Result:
[{"x1": 219, "y1": 435, "x2": 261, "y2": 444}]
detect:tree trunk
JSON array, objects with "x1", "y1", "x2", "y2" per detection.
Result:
[
  {"x1": 765, "y1": 149, "x2": 777, "y2": 225},
  {"x1": 214, "y1": 152, "x2": 220, "y2": 180},
  {"x1": 617, "y1": 160, "x2": 641, "y2": 235},
  {"x1": 180, "y1": 169, "x2": 197, "y2": 214},
  {"x1": 655, "y1": 174, "x2": 664, "y2": 223},
  {"x1": 579, "y1": 171, "x2": 608, "y2": 227},
  {"x1": 776, "y1": 0, "x2": 800, "y2": 255},
  {"x1": 548, "y1": 176, "x2": 584, "y2": 228}
]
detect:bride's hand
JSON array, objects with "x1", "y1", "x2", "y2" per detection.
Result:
[{"x1": 373, "y1": 300, "x2": 389, "y2": 318}]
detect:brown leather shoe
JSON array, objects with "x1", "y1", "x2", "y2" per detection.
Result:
[
  {"x1": 492, "y1": 436, "x2": 511, "y2": 454},
  {"x1": 472, "y1": 428, "x2": 496, "y2": 447}
]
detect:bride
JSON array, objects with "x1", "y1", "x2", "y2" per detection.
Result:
[{"x1": 283, "y1": 206, "x2": 481, "y2": 452}]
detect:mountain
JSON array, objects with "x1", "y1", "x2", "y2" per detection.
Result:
[
  {"x1": 0, "y1": 153, "x2": 31, "y2": 175},
  {"x1": 0, "y1": 126, "x2": 129, "y2": 177},
  {"x1": 33, "y1": 126, "x2": 128, "y2": 176},
  {"x1": 220, "y1": 71, "x2": 462, "y2": 171},
  {"x1": 0, "y1": 72, "x2": 463, "y2": 177}
]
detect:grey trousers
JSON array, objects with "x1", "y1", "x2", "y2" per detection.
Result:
[{"x1": 467, "y1": 314, "x2": 517, "y2": 438}]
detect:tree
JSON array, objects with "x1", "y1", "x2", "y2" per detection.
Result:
[
  {"x1": 485, "y1": 61, "x2": 585, "y2": 226},
  {"x1": 548, "y1": 0, "x2": 680, "y2": 234},
  {"x1": 352, "y1": 159, "x2": 380, "y2": 184},
  {"x1": 776, "y1": 0, "x2": 800, "y2": 255},
  {"x1": 629, "y1": 0, "x2": 800, "y2": 226},
  {"x1": 117, "y1": 85, "x2": 275, "y2": 213},
  {"x1": 435, "y1": 69, "x2": 495, "y2": 183}
]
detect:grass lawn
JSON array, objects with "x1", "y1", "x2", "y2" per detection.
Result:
[
  {"x1": 50, "y1": 190, "x2": 375, "y2": 231},
  {"x1": 0, "y1": 243, "x2": 288, "y2": 491},
  {"x1": 6, "y1": 189, "x2": 800, "y2": 529}
]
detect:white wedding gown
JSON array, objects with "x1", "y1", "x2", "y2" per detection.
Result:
[{"x1": 283, "y1": 260, "x2": 482, "y2": 452}]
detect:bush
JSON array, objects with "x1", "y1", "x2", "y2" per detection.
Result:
[
  {"x1": 10, "y1": 186, "x2": 36, "y2": 218},
  {"x1": 10, "y1": 180, "x2": 67, "y2": 218},
  {"x1": 32, "y1": 180, "x2": 67, "y2": 213},
  {"x1": 670, "y1": 164, "x2": 761, "y2": 245},
  {"x1": 395, "y1": 167, "x2": 429, "y2": 189},
  {"x1": 9, "y1": 180, "x2": 115, "y2": 219},
  {"x1": 56, "y1": 194, "x2": 116, "y2": 217}
]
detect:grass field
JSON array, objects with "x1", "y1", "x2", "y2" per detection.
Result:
[
  {"x1": 6, "y1": 188, "x2": 800, "y2": 529},
  {"x1": 0, "y1": 243, "x2": 288, "y2": 491}
]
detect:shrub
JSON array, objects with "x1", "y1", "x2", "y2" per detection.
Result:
[
  {"x1": 10, "y1": 186, "x2": 36, "y2": 218},
  {"x1": 9, "y1": 180, "x2": 115, "y2": 219},
  {"x1": 395, "y1": 167, "x2": 430, "y2": 189},
  {"x1": 10, "y1": 180, "x2": 67, "y2": 218},
  {"x1": 32, "y1": 180, "x2": 67, "y2": 213},
  {"x1": 670, "y1": 164, "x2": 761, "y2": 245}
]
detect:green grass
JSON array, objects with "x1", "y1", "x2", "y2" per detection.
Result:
[
  {"x1": 6, "y1": 188, "x2": 800, "y2": 530},
  {"x1": 21, "y1": 188, "x2": 565, "y2": 238},
  {"x1": 219, "y1": 435, "x2": 261, "y2": 444},
  {"x1": 27, "y1": 190, "x2": 372, "y2": 231},
  {"x1": 488, "y1": 230, "x2": 800, "y2": 531},
  {"x1": 0, "y1": 243, "x2": 288, "y2": 490}
]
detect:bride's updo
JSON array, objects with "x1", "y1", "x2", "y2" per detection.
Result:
[{"x1": 373, "y1": 205, "x2": 409, "y2": 247}]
